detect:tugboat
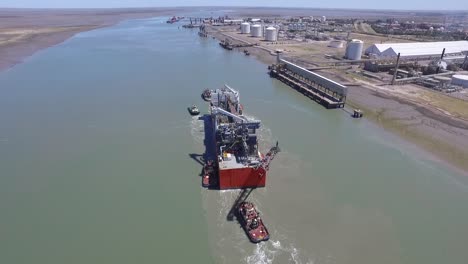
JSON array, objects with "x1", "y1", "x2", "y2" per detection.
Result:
[
  {"x1": 188, "y1": 105, "x2": 200, "y2": 115},
  {"x1": 201, "y1": 89, "x2": 212, "y2": 101},
  {"x1": 202, "y1": 160, "x2": 214, "y2": 188},
  {"x1": 166, "y1": 16, "x2": 179, "y2": 24},
  {"x1": 238, "y1": 201, "x2": 270, "y2": 243}
]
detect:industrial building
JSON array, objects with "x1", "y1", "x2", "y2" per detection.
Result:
[
  {"x1": 365, "y1": 41, "x2": 468, "y2": 58},
  {"x1": 452, "y1": 75, "x2": 468, "y2": 88},
  {"x1": 223, "y1": 19, "x2": 243, "y2": 25}
]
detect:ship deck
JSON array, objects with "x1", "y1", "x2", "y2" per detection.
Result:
[{"x1": 219, "y1": 155, "x2": 247, "y2": 170}]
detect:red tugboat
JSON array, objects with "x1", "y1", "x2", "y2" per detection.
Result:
[
  {"x1": 202, "y1": 160, "x2": 214, "y2": 188},
  {"x1": 238, "y1": 201, "x2": 270, "y2": 243},
  {"x1": 166, "y1": 16, "x2": 179, "y2": 24}
]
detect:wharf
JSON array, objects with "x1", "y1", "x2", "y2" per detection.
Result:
[
  {"x1": 269, "y1": 60, "x2": 347, "y2": 109},
  {"x1": 219, "y1": 42, "x2": 256, "y2": 50}
]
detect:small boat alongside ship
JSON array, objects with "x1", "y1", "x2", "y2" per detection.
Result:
[
  {"x1": 188, "y1": 105, "x2": 200, "y2": 115},
  {"x1": 202, "y1": 160, "x2": 214, "y2": 187},
  {"x1": 238, "y1": 201, "x2": 270, "y2": 243},
  {"x1": 201, "y1": 89, "x2": 212, "y2": 101}
]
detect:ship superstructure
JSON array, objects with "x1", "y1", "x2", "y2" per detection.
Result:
[{"x1": 209, "y1": 85, "x2": 279, "y2": 189}]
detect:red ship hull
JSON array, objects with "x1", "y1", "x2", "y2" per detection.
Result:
[{"x1": 218, "y1": 166, "x2": 266, "y2": 189}]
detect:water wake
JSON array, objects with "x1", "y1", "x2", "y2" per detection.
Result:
[
  {"x1": 190, "y1": 116, "x2": 205, "y2": 144},
  {"x1": 245, "y1": 239, "x2": 309, "y2": 264}
]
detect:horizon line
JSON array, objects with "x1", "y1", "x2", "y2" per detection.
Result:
[{"x1": 1, "y1": 6, "x2": 468, "y2": 13}]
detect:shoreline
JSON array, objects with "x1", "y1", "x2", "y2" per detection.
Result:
[
  {"x1": 0, "y1": 8, "x2": 185, "y2": 72},
  {"x1": 206, "y1": 26, "x2": 468, "y2": 174},
  {"x1": 0, "y1": 25, "x2": 102, "y2": 72}
]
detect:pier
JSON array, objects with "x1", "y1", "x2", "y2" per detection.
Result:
[
  {"x1": 269, "y1": 58, "x2": 347, "y2": 109},
  {"x1": 219, "y1": 38, "x2": 256, "y2": 50}
]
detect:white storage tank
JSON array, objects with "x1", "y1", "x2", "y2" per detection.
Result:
[
  {"x1": 251, "y1": 24, "x2": 262, "y2": 37},
  {"x1": 322, "y1": 16, "x2": 327, "y2": 22},
  {"x1": 265, "y1": 27, "x2": 277, "y2": 41},
  {"x1": 328, "y1": 40, "x2": 344, "y2": 48},
  {"x1": 452, "y1": 75, "x2": 468, "y2": 88},
  {"x1": 274, "y1": 25, "x2": 280, "y2": 38},
  {"x1": 345, "y1": 39, "x2": 364, "y2": 60},
  {"x1": 240, "y1": 22, "x2": 250, "y2": 34}
]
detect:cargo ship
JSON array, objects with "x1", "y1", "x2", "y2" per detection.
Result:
[
  {"x1": 207, "y1": 85, "x2": 279, "y2": 189},
  {"x1": 238, "y1": 201, "x2": 270, "y2": 243}
]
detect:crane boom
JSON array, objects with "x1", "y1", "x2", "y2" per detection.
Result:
[
  {"x1": 211, "y1": 106, "x2": 260, "y2": 127},
  {"x1": 255, "y1": 141, "x2": 280, "y2": 172}
]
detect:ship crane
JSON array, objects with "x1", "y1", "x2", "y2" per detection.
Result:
[
  {"x1": 255, "y1": 141, "x2": 280, "y2": 173},
  {"x1": 211, "y1": 106, "x2": 260, "y2": 127}
]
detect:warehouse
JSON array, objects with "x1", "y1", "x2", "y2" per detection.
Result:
[{"x1": 365, "y1": 41, "x2": 468, "y2": 58}]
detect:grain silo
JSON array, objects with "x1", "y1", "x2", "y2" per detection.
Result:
[
  {"x1": 265, "y1": 27, "x2": 277, "y2": 42},
  {"x1": 328, "y1": 40, "x2": 344, "y2": 48},
  {"x1": 251, "y1": 24, "x2": 262, "y2": 37},
  {"x1": 345, "y1": 39, "x2": 364, "y2": 60},
  {"x1": 240, "y1": 22, "x2": 250, "y2": 34}
]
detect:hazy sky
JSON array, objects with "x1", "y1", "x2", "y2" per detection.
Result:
[{"x1": 1, "y1": 0, "x2": 467, "y2": 11}]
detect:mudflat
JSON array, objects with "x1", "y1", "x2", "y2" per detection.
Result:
[{"x1": 0, "y1": 8, "x2": 184, "y2": 71}]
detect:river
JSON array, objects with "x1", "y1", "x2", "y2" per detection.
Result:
[{"x1": 1, "y1": 16, "x2": 467, "y2": 264}]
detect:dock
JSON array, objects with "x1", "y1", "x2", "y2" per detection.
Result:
[
  {"x1": 269, "y1": 58, "x2": 347, "y2": 109},
  {"x1": 219, "y1": 38, "x2": 256, "y2": 50}
]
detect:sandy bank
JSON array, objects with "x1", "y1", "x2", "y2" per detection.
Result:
[{"x1": 0, "y1": 8, "x2": 184, "y2": 72}]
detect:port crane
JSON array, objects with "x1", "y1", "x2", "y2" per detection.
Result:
[
  {"x1": 211, "y1": 105, "x2": 280, "y2": 173},
  {"x1": 256, "y1": 141, "x2": 280, "y2": 173}
]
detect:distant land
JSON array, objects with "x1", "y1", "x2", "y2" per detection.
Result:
[{"x1": 0, "y1": 7, "x2": 189, "y2": 71}]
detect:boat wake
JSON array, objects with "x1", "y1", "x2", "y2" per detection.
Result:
[
  {"x1": 245, "y1": 239, "x2": 308, "y2": 264},
  {"x1": 213, "y1": 189, "x2": 311, "y2": 264}
]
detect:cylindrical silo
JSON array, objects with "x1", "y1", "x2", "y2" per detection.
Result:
[
  {"x1": 273, "y1": 25, "x2": 280, "y2": 40},
  {"x1": 265, "y1": 27, "x2": 277, "y2": 41},
  {"x1": 240, "y1": 22, "x2": 250, "y2": 34},
  {"x1": 322, "y1": 16, "x2": 326, "y2": 22},
  {"x1": 345, "y1": 39, "x2": 364, "y2": 60},
  {"x1": 251, "y1": 24, "x2": 262, "y2": 37},
  {"x1": 452, "y1": 75, "x2": 468, "y2": 88},
  {"x1": 328, "y1": 40, "x2": 344, "y2": 48}
]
